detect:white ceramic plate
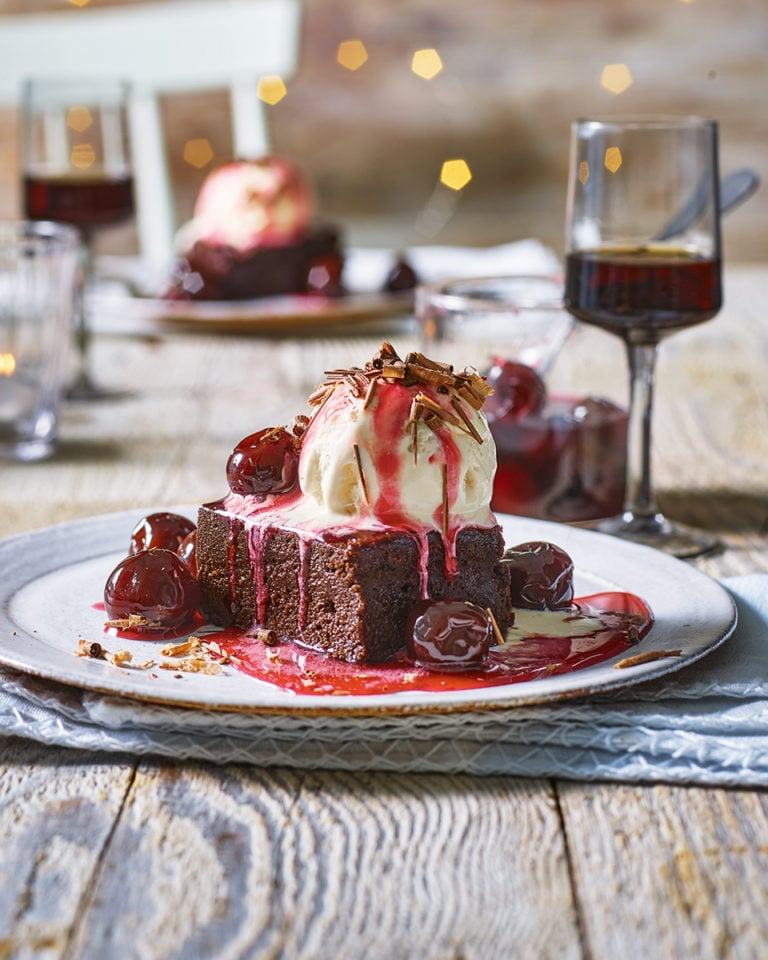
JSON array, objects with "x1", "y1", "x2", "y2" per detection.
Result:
[
  {"x1": 0, "y1": 508, "x2": 736, "y2": 715},
  {"x1": 143, "y1": 291, "x2": 412, "y2": 334}
]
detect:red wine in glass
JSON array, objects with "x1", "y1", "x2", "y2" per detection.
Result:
[
  {"x1": 565, "y1": 247, "x2": 721, "y2": 341},
  {"x1": 24, "y1": 174, "x2": 134, "y2": 232}
]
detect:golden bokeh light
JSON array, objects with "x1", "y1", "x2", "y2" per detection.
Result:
[
  {"x1": 578, "y1": 161, "x2": 590, "y2": 185},
  {"x1": 0, "y1": 353, "x2": 16, "y2": 377},
  {"x1": 66, "y1": 107, "x2": 92, "y2": 133},
  {"x1": 257, "y1": 75, "x2": 287, "y2": 105},
  {"x1": 337, "y1": 39, "x2": 369, "y2": 71},
  {"x1": 183, "y1": 138, "x2": 214, "y2": 169},
  {"x1": 604, "y1": 147, "x2": 623, "y2": 173},
  {"x1": 68, "y1": 0, "x2": 92, "y2": 6},
  {"x1": 71, "y1": 143, "x2": 96, "y2": 170},
  {"x1": 411, "y1": 48, "x2": 443, "y2": 80},
  {"x1": 601, "y1": 63, "x2": 633, "y2": 95},
  {"x1": 440, "y1": 158, "x2": 472, "y2": 191}
]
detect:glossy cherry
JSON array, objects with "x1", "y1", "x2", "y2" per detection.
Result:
[
  {"x1": 226, "y1": 427, "x2": 299, "y2": 498},
  {"x1": 407, "y1": 600, "x2": 492, "y2": 670},
  {"x1": 129, "y1": 512, "x2": 196, "y2": 556},
  {"x1": 383, "y1": 255, "x2": 418, "y2": 293},
  {"x1": 177, "y1": 530, "x2": 198, "y2": 578},
  {"x1": 502, "y1": 540, "x2": 574, "y2": 610},
  {"x1": 104, "y1": 549, "x2": 200, "y2": 633},
  {"x1": 305, "y1": 254, "x2": 344, "y2": 297},
  {"x1": 484, "y1": 360, "x2": 547, "y2": 422}
]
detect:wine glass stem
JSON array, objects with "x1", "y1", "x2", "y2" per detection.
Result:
[
  {"x1": 72, "y1": 234, "x2": 93, "y2": 385},
  {"x1": 623, "y1": 341, "x2": 660, "y2": 520}
]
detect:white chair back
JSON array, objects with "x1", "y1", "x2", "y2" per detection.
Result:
[{"x1": 0, "y1": 0, "x2": 302, "y2": 265}]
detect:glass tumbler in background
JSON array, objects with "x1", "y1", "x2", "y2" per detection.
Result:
[
  {"x1": 415, "y1": 275, "x2": 628, "y2": 523},
  {"x1": 0, "y1": 221, "x2": 80, "y2": 461}
]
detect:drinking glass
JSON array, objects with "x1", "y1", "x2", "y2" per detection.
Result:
[
  {"x1": 21, "y1": 78, "x2": 134, "y2": 400},
  {"x1": 564, "y1": 117, "x2": 722, "y2": 557}
]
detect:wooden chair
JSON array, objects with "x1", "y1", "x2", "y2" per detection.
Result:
[{"x1": 0, "y1": 0, "x2": 302, "y2": 265}]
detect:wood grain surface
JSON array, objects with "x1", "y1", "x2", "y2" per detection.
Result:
[{"x1": 1, "y1": 266, "x2": 767, "y2": 959}]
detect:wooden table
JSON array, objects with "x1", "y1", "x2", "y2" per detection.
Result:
[{"x1": 2, "y1": 265, "x2": 767, "y2": 958}]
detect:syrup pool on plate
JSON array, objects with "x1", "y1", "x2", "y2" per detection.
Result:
[{"x1": 181, "y1": 590, "x2": 652, "y2": 696}]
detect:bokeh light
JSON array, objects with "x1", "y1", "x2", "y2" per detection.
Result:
[
  {"x1": 66, "y1": 107, "x2": 92, "y2": 133},
  {"x1": 601, "y1": 63, "x2": 633, "y2": 95},
  {"x1": 257, "y1": 75, "x2": 287, "y2": 105},
  {"x1": 68, "y1": 0, "x2": 91, "y2": 6},
  {"x1": 183, "y1": 138, "x2": 214, "y2": 169},
  {"x1": 440, "y1": 159, "x2": 472, "y2": 191},
  {"x1": 578, "y1": 161, "x2": 590, "y2": 185},
  {"x1": 71, "y1": 143, "x2": 95, "y2": 170},
  {"x1": 604, "y1": 147, "x2": 623, "y2": 173},
  {"x1": 411, "y1": 49, "x2": 443, "y2": 80},
  {"x1": 0, "y1": 353, "x2": 16, "y2": 376},
  {"x1": 337, "y1": 40, "x2": 369, "y2": 71}
]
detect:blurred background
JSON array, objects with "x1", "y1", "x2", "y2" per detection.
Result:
[{"x1": 0, "y1": 0, "x2": 765, "y2": 262}]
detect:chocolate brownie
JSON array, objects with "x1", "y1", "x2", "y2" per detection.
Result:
[
  {"x1": 197, "y1": 504, "x2": 512, "y2": 664},
  {"x1": 166, "y1": 224, "x2": 343, "y2": 301}
]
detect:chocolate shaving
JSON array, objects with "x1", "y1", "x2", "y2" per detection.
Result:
[
  {"x1": 450, "y1": 395, "x2": 483, "y2": 443},
  {"x1": 486, "y1": 607, "x2": 506, "y2": 647},
  {"x1": 614, "y1": 649, "x2": 682, "y2": 670},
  {"x1": 308, "y1": 384, "x2": 334, "y2": 407},
  {"x1": 414, "y1": 392, "x2": 465, "y2": 429},
  {"x1": 363, "y1": 376, "x2": 378, "y2": 410},
  {"x1": 352, "y1": 443, "x2": 370, "y2": 504}
]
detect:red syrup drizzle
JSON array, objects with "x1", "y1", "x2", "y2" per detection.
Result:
[{"x1": 204, "y1": 591, "x2": 653, "y2": 696}]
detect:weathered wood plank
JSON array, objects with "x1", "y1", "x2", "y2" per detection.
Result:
[
  {"x1": 67, "y1": 767, "x2": 581, "y2": 960},
  {"x1": 558, "y1": 782, "x2": 768, "y2": 960},
  {"x1": 0, "y1": 737, "x2": 136, "y2": 960}
]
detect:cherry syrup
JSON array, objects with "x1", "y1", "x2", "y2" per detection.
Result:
[{"x1": 197, "y1": 590, "x2": 652, "y2": 696}]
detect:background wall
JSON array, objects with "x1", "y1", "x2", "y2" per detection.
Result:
[{"x1": 0, "y1": 0, "x2": 766, "y2": 262}]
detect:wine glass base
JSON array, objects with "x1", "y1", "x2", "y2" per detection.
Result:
[
  {"x1": 65, "y1": 369, "x2": 133, "y2": 402},
  {"x1": 595, "y1": 511, "x2": 720, "y2": 560}
]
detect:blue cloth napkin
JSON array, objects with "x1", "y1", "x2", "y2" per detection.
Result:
[{"x1": 0, "y1": 575, "x2": 766, "y2": 786}]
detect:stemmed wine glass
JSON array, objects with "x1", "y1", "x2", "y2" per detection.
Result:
[
  {"x1": 21, "y1": 78, "x2": 134, "y2": 400},
  {"x1": 564, "y1": 117, "x2": 722, "y2": 558}
]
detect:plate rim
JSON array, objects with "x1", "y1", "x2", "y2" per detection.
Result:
[{"x1": 0, "y1": 507, "x2": 738, "y2": 716}]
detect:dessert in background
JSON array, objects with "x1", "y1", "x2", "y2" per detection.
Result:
[
  {"x1": 197, "y1": 342, "x2": 513, "y2": 663},
  {"x1": 165, "y1": 155, "x2": 344, "y2": 301}
]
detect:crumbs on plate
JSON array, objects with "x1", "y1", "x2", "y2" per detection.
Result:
[{"x1": 74, "y1": 635, "x2": 236, "y2": 675}]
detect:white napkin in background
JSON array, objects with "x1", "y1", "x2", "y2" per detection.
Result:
[
  {"x1": 342, "y1": 239, "x2": 561, "y2": 292},
  {"x1": 1, "y1": 574, "x2": 768, "y2": 787}
]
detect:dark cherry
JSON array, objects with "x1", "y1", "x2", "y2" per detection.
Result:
[
  {"x1": 226, "y1": 427, "x2": 299, "y2": 498},
  {"x1": 305, "y1": 254, "x2": 344, "y2": 297},
  {"x1": 104, "y1": 549, "x2": 200, "y2": 633},
  {"x1": 383, "y1": 255, "x2": 418, "y2": 293},
  {"x1": 129, "y1": 512, "x2": 196, "y2": 556},
  {"x1": 177, "y1": 530, "x2": 198, "y2": 578},
  {"x1": 484, "y1": 360, "x2": 547, "y2": 422},
  {"x1": 407, "y1": 600, "x2": 492, "y2": 671},
  {"x1": 502, "y1": 540, "x2": 574, "y2": 610}
]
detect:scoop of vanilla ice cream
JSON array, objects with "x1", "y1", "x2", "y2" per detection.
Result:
[
  {"x1": 298, "y1": 378, "x2": 497, "y2": 531},
  {"x1": 178, "y1": 157, "x2": 312, "y2": 252}
]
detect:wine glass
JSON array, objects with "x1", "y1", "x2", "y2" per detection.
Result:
[
  {"x1": 564, "y1": 117, "x2": 722, "y2": 558},
  {"x1": 21, "y1": 78, "x2": 134, "y2": 400}
]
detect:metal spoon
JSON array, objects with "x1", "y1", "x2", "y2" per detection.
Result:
[{"x1": 655, "y1": 168, "x2": 760, "y2": 241}]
